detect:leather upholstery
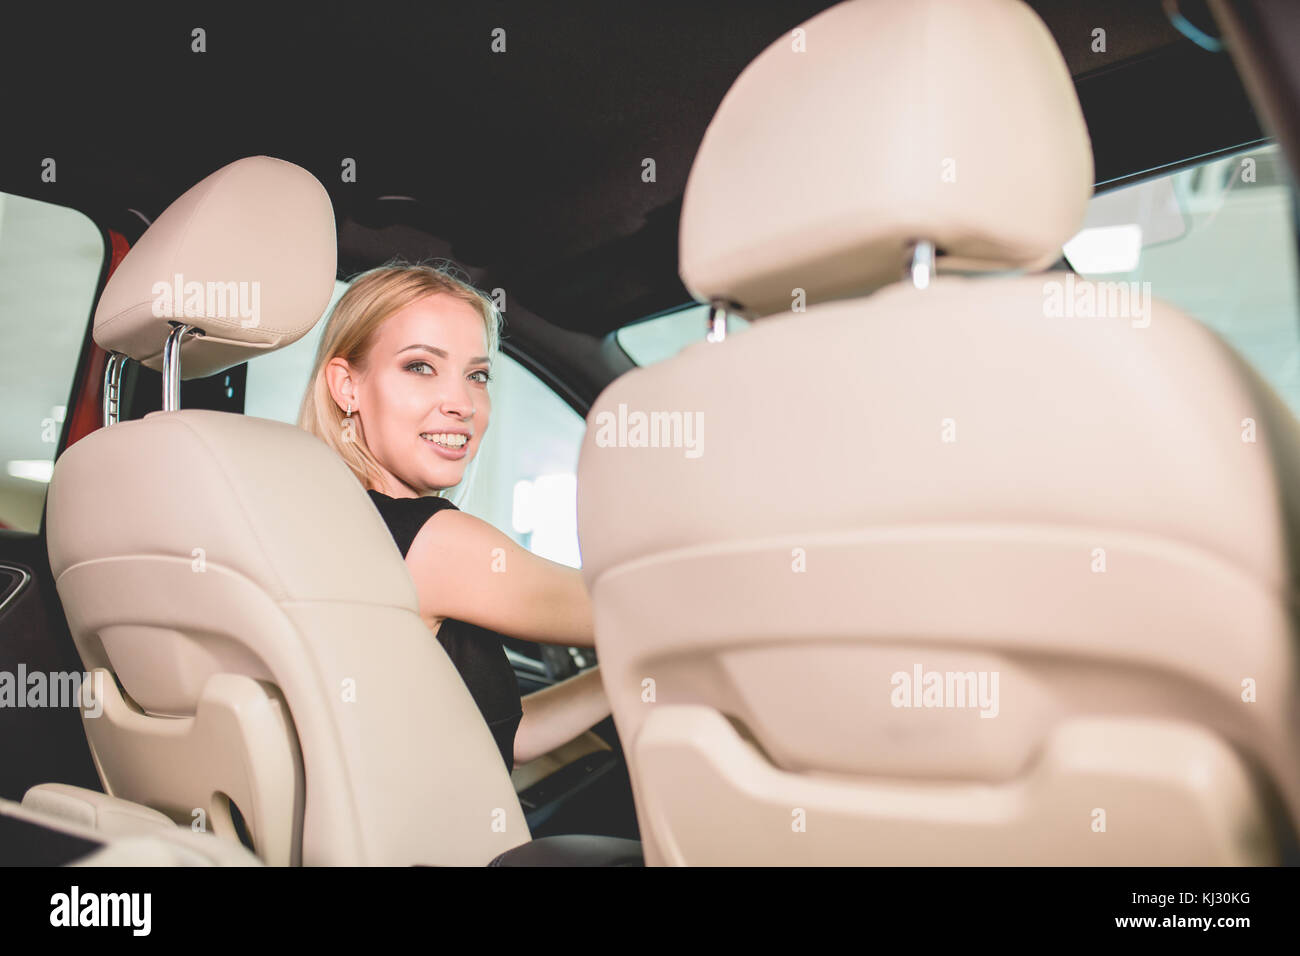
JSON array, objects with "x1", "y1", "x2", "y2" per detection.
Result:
[
  {"x1": 2, "y1": 793, "x2": 262, "y2": 866},
  {"x1": 43, "y1": 411, "x2": 535, "y2": 868},
  {"x1": 577, "y1": 0, "x2": 1300, "y2": 865},
  {"x1": 679, "y1": 0, "x2": 1092, "y2": 318},
  {"x1": 92, "y1": 156, "x2": 337, "y2": 378},
  {"x1": 579, "y1": 277, "x2": 1300, "y2": 863},
  {"x1": 47, "y1": 156, "x2": 544, "y2": 865},
  {"x1": 47, "y1": 410, "x2": 533, "y2": 864}
]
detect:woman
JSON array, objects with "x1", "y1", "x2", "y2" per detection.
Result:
[{"x1": 298, "y1": 261, "x2": 610, "y2": 774}]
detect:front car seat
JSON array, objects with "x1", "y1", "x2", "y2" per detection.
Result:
[
  {"x1": 45, "y1": 156, "x2": 640, "y2": 866},
  {"x1": 577, "y1": 0, "x2": 1300, "y2": 865}
]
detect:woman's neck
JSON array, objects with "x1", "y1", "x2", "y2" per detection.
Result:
[
  {"x1": 368, "y1": 471, "x2": 447, "y2": 500},
  {"x1": 368, "y1": 472, "x2": 421, "y2": 499}
]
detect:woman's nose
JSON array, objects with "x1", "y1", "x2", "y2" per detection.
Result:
[{"x1": 438, "y1": 381, "x2": 476, "y2": 418}]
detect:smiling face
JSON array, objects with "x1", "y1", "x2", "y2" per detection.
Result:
[{"x1": 327, "y1": 292, "x2": 492, "y2": 497}]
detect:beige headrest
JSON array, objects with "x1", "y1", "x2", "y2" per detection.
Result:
[
  {"x1": 679, "y1": 0, "x2": 1094, "y2": 318},
  {"x1": 94, "y1": 156, "x2": 337, "y2": 378}
]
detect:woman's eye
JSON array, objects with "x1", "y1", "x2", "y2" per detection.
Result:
[
  {"x1": 470, "y1": 369, "x2": 492, "y2": 384},
  {"x1": 405, "y1": 361, "x2": 434, "y2": 375}
]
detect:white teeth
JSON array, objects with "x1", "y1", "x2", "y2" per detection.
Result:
[{"x1": 422, "y1": 433, "x2": 468, "y2": 448}]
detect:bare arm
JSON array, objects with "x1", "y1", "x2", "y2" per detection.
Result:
[
  {"x1": 405, "y1": 509, "x2": 594, "y2": 647},
  {"x1": 405, "y1": 508, "x2": 608, "y2": 763},
  {"x1": 514, "y1": 665, "x2": 611, "y2": 765}
]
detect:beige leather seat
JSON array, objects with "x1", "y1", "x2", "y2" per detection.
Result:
[
  {"x1": 44, "y1": 156, "x2": 556, "y2": 865},
  {"x1": 577, "y1": 0, "x2": 1300, "y2": 865},
  {"x1": 5, "y1": 786, "x2": 263, "y2": 866}
]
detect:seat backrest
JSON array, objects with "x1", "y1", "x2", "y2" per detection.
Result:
[
  {"x1": 46, "y1": 157, "x2": 530, "y2": 865},
  {"x1": 577, "y1": 0, "x2": 1300, "y2": 865}
]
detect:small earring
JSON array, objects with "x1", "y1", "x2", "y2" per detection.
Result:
[{"x1": 345, "y1": 403, "x2": 353, "y2": 418}]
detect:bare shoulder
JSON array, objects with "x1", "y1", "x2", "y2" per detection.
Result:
[
  {"x1": 403, "y1": 507, "x2": 521, "y2": 623},
  {"x1": 399, "y1": 503, "x2": 590, "y2": 644},
  {"x1": 406, "y1": 506, "x2": 510, "y2": 566}
]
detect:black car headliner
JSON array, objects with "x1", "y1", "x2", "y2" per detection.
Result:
[{"x1": 0, "y1": 1, "x2": 1264, "y2": 355}]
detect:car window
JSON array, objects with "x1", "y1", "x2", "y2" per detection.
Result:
[
  {"x1": 0, "y1": 193, "x2": 103, "y2": 533},
  {"x1": 1065, "y1": 141, "x2": 1300, "y2": 412},
  {"x1": 246, "y1": 282, "x2": 586, "y2": 567},
  {"x1": 243, "y1": 279, "x2": 350, "y2": 423},
  {"x1": 616, "y1": 303, "x2": 750, "y2": 366},
  {"x1": 452, "y1": 356, "x2": 586, "y2": 568}
]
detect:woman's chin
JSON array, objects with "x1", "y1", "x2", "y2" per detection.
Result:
[{"x1": 426, "y1": 466, "x2": 466, "y2": 491}]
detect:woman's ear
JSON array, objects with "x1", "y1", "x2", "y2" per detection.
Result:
[{"x1": 324, "y1": 357, "x2": 356, "y2": 413}]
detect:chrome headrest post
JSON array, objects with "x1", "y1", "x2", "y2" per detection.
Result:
[
  {"x1": 909, "y1": 240, "x2": 936, "y2": 290},
  {"x1": 162, "y1": 322, "x2": 204, "y2": 412},
  {"x1": 102, "y1": 351, "x2": 126, "y2": 427},
  {"x1": 706, "y1": 299, "x2": 732, "y2": 343}
]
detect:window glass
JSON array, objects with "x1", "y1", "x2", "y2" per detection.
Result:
[
  {"x1": 243, "y1": 279, "x2": 349, "y2": 422},
  {"x1": 0, "y1": 193, "x2": 103, "y2": 532},
  {"x1": 247, "y1": 281, "x2": 586, "y2": 566},
  {"x1": 1065, "y1": 142, "x2": 1300, "y2": 412},
  {"x1": 453, "y1": 356, "x2": 586, "y2": 568},
  {"x1": 616, "y1": 303, "x2": 750, "y2": 366}
]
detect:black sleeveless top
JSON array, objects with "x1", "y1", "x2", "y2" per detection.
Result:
[{"x1": 366, "y1": 489, "x2": 523, "y2": 772}]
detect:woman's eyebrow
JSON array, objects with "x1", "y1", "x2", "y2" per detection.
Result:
[{"x1": 397, "y1": 344, "x2": 490, "y2": 365}]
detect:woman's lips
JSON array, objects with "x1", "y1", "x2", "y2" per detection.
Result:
[{"x1": 421, "y1": 435, "x2": 468, "y2": 460}]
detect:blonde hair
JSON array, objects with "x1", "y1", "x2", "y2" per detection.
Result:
[{"x1": 298, "y1": 260, "x2": 501, "y2": 491}]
